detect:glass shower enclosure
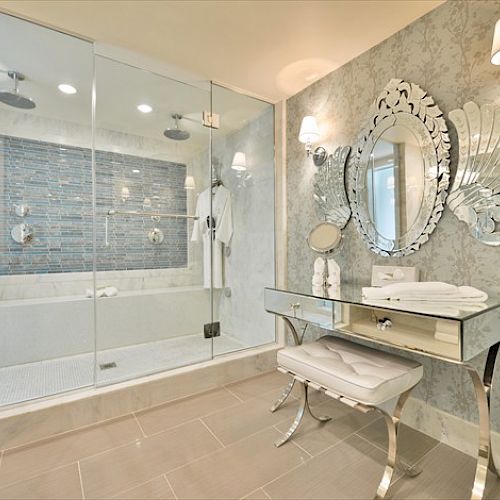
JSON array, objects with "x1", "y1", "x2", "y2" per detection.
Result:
[{"x1": 0, "y1": 12, "x2": 275, "y2": 406}]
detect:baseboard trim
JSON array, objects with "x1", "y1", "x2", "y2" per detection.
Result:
[{"x1": 404, "y1": 397, "x2": 500, "y2": 463}]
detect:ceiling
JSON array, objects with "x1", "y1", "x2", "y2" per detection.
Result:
[
  {"x1": 0, "y1": 0, "x2": 444, "y2": 103},
  {"x1": 0, "y1": 12, "x2": 270, "y2": 159}
]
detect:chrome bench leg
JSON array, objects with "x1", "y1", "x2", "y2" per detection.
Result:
[
  {"x1": 375, "y1": 388, "x2": 414, "y2": 499},
  {"x1": 270, "y1": 379, "x2": 295, "y2": 413},
  {"x1": 275, "y1": 382, "x2": 308, "y2": 447}
]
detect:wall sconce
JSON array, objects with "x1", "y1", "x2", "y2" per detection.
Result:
[
  {"x1": 492, "y1": 19, "x2": 500, "y2": 65},
  {"x1": 184, "y1": 175, "x2": 196, "y2": 189},
  {"x1": 231, "y1": 151, "x2": 247, "y2": 171},
  {"x1": 299, "y1": 116, "x2": 320, "y2": 157}
]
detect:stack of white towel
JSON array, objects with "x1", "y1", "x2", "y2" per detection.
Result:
[
  {"x1": 362, "y1": 282, "x2": 488, "y2": 302},
  {"x1": 312, "y1": 257, "x2": 340, "y2": 287},
  {"x1": 85, "y1": 286, "x2": 119, "y2": 298}
]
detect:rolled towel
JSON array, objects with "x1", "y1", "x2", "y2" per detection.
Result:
[
  {"x1": 103, "y1": 286, "x2": 118, "y2": 297},
  {"x1": 327, "y1": 258, "x2": 340, "y2": 286},
  {"x1": 362, "y1": 282, "x2": 488, "y2": 302},
  {"x1": 312, "y1": 274, "x2": 323, "y2": 286},
  {"x1": 85, "y1": 288, "x2": 105, "y2": 298},
  {"x1": 314, "y1": 257, "x2": 325, "y2": 274}
]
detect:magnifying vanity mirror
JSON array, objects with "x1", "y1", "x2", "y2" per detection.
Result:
[
  {"x1": 307, "y1": 221, "x2": 342, "y2": 289},
  {"x1": 307, "y1": 221, "x2": 342, "y2": 253},
  {"x1": 351, "y1": 79, "x2": 451, "y2": 256}
]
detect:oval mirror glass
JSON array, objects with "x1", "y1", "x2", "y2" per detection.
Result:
[
  {"x1": 366, "y1": 125, "x2": 425, "y2": 241},
  {"x1": 307, "y1": 222, "x2": 341, "y2": 253}
]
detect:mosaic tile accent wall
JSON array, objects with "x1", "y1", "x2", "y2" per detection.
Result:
[{"x1": 0, "y1": 135, "x2": 187, "y2": 275}]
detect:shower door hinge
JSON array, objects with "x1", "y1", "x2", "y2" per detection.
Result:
[
  {"x1": 204, "y1": 321, "x2": 221, "y2": 338},
  {"x1": 202, "y1": 111, "x2": 220, "y2": 129}
]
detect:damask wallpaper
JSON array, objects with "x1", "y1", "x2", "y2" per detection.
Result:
[{"x1": 286, "y1": 0, "x2": 500, "y2": 432}]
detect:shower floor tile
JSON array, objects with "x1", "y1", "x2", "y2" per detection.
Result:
[{"x1": 0, "y1": 334, "x2": 246, "y2": 407}]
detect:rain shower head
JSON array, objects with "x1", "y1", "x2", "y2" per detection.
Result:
[
  {"x1": 0, "y1": 71, "x2": 36, "y2": 110},
  {"x1": 164, "y1": 114, "x2": 190, "y2": 141}
]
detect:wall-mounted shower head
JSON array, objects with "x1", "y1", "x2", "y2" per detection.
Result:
[
  {"x1": 0, "y1": 71, "x2": 36, "y2": 110},
  {"x1": 164, "y1": 114, "x2": 190, "y2": 141}
]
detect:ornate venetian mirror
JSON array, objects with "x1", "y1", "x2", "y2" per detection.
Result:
[
  {"x1": 313, "y1": 146, "x2": 351, "y2": 228},
  {"x1": 448, "y1": 102, "x2": 500, "y2": 246},
  {"x1": 351, "y1": 79, "x2": 451, "y2": 256}
]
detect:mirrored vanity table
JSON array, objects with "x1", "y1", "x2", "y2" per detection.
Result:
[{"x1": 265, "y1": 285, "x2": 500, "y2": 499}]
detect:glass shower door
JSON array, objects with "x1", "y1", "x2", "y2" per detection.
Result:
[{"x1": 93, "y1": 55, "x2": 213, "y2": 385}]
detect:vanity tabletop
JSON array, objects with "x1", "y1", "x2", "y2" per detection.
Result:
[{"x1": 265, "y1": 284, "x2": 500, "y2": 322}]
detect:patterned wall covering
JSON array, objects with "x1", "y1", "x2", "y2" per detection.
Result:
[
  {"x1": 286, "y1": 0, "x2": 500, "y2": 430},
  {"x1": 0, "y1": 135, "x2": 187, "y2": 274}
]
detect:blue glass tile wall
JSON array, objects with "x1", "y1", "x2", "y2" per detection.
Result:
[{"x1": 0, "y1": 135, "x2": 188, "y2": 275}]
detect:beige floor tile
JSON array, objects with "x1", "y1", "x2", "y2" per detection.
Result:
[
  {"x1": 244, "y1": 488, "x2": 271, "y2": 499},
  {"x1": 80, "y1": 419, "x2": 222, "y2": 499},
  {"x1": 357, "y1": 419, "x2": 439, "y2": 467},
  {"x1": 274, "y1": 398, "x2": 380, "y2": 456},
  {"x1": 201, "y1": 389, "x2": 300, "y2": 445},
  {"x1": 167, "y1": 427, "x2": 309, "y2": 499},
  {"x1": 264, "y1": 434, "x2": 392, "y2": 499},
  {"x1": 225, "y1": 371, "x2": 293, "y2": 401},
  {"x1": 0, "y1": 415, "x2": 142, "y2": 487},
  {"x1": 0, "y1": 464, "x2": 82, "y2": 499},
  {"x1": 111, "y1": 475, "x2": 175, "y2": 499},
  {"x1": 136, "y1": 388, "x2": 240, "y2": 436},
  {"x1": 389, "y1": 442, "x2": 500, "y2": 499}
]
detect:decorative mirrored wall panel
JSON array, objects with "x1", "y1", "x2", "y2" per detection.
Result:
[
  {"x1": 351, "y1": 79, "x2": 451, "y2": 256},
  {"x1": 0, "y1": 13, "x2": 95, "y2": 405},
  {"x1": 448, "y1": 102, "x2": 500, "y2": 245},
  {"x1": 313, "y1": 145, "x2": 351, "y2": 228},
  {"x1": 94, "y1": 56, "x2": 214, "y2": 386},
  {"x1": 211, "y1": 83, "x2": 275, "y2": 354}
]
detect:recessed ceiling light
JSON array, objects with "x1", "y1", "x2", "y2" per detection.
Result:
[
  {"x1": 137, "y1": 104, "x2": 153, "y2": 113},
  {"x1": 58, "y1": 83, "x2": 77, "y2": 95},
  {"x1": 132, "y1": 169, "x2": 140, "y2": 173}
]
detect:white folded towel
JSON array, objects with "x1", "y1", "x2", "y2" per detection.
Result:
[
  {"x1": 86, "y1": 286, "x2": 119, "y2": 298},
  {"x1": 362, "y1": 282, "x2": 488, "y2": 302}
]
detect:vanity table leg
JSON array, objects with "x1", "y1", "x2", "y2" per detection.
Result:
[
  {"x1": 483, "y1": 343, "x2": 500, "y2": 478},
  {"x1": 270, "y1": 317, "x2": 302, "y2": 413},
  {"x1": 466, "y1": 363, "x2": 494, "y2": 500}
]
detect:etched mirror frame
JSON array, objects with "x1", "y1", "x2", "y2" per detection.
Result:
[
  {"x1": 313, "y1": 146, "x2": 351, "y2": 228},
  {"x1": 351, "y1": 78, "x2": 451, "y2": 257},
  {"x1": 448, "y1": 101, "x2": 500, "y2": 246}
]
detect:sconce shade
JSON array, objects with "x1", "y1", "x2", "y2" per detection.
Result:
[
  {"x1": 184, "y1": 175, "x2": 196, "y2": 189},
  {"x1": 492, "y1": 19, "x2": 500, "y2": 65},
  {"x1": 231, "y1": 151, "x2": 247, "y2": 171},
  {"x1": 299, "y1": 116, "x2": 319, "y2": 144}
]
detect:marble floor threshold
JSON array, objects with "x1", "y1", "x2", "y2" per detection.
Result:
[
  {"x1": 0, "y1": 369, "x2": 499, "y2": 499},
  {"x1": 0, "y1": 333, "x2": 246, "y2": 407}
]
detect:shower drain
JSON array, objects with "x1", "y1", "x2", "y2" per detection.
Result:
[{"x1": 99, "y1": 362, "x2": 117, "y2": 370}]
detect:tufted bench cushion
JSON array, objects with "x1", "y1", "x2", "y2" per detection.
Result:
[{"x1": 277, "y1": 336, "x2": 423, "y2": 406}]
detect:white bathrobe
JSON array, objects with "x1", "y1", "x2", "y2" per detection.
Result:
[{"x1": 191, "y1": 185, "x2": 232, "y2": 289}]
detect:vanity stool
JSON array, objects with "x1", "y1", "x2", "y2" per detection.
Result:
[{"x1": 275, "y1": 335, "x2": 423, "y2": 499}]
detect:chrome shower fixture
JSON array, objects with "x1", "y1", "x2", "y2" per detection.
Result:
[
  {"x1": 0, "y1": 71, "x2": 36, "y2": 109},
  {"x1": 163, "y1": 114, "x2": 190, "y2": 141}
]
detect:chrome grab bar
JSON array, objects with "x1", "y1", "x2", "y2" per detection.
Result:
[{"x1": 107, "y1": 209, "x2": 198, "y2": 220}]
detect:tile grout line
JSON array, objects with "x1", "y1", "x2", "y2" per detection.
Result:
[
  {"x1": 77, "y1": 461, "x2": 86, "y2": 500},
  {"x1": 222, "y1": 385, "x2": 245, "y2": 403},
  {"x1": 163, "y1": 473, "x2": 178, "y2": 500},
  {"x1": 0, "y1": 373, "x2": 283, "y2": 455},
  {"x1": 0, "y1": 460, "x2": 81, "y2": 492},
  {"x1": 199, "y1": 418, "x2": 227, "y2": 448},
  {"x1": 271, "y1": 424, "x2": 313, "y2": 459},
  {"x1": 132, "y1": 412, "x2": 147, "y2": 438}
]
